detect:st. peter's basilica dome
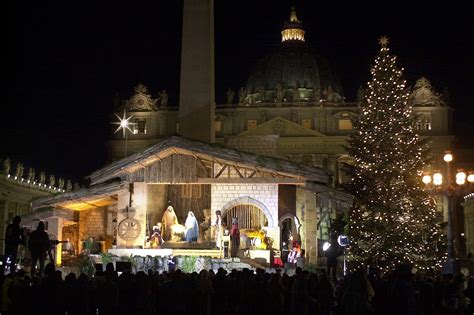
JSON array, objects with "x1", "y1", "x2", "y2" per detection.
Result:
[{"x1": 242, "y1": 8, "x2": 343, "y2": 105}]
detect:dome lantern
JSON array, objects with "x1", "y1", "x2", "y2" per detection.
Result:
[{"x1": 281, "y1": 7, "x2": 305, "y2": 43}]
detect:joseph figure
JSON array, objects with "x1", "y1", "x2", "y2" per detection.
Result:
[{"x1": 161, "y1": 205, "x2": 178, "y2": 241}]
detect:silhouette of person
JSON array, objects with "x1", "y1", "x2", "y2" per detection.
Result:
[
  {"x1": 28, "y1": 221, "x2": 50, "y2": 277},
  {"x1": 3, "y1": 215, "x2": 23, "y2": 272}
]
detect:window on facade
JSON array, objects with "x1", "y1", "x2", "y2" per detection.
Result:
[
  {"x1": 416, "y1": 121, "x2": 432, "y2": 130},
  {"x1": 301, "y1": 119, "x2": 312, "y2": 129},
  {"x1": 338, "y1": 119, "x2": 353, "y2": 130},
  {"x1": 133, "y1": 118, "x2": 147, "y2": 134},
  {"x1": 247, "y1": 120, "x2": 258, "y2": 130},
  {"x1": 416, "y1": 114, "x2": 432, "y2": 131},
  {"x1": 215, "y1": 121, "x2": 222, "y2": 133}
]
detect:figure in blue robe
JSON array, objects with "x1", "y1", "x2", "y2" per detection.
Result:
[{"x1": 185, "y1": 211, "x2": 199, "y2": 242}]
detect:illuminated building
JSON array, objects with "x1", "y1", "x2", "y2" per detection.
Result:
[{"x1": 29, "y1": 4, "x2": 459, "y2": 269}]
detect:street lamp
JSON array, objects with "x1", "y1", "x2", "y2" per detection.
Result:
[{"x1": 422, "y1": 151, "x2": 474, "y2": 274}]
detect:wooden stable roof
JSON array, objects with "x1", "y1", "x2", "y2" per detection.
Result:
[
  {"x1": 88, "y1": 136, "x2": 330, "y2": 185},
  {"x1": 32, "y1": 178, "x2": 126, "y2": 211}
]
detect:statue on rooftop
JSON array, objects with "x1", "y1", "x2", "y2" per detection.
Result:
[
  {"x1": 258, "y1": 87, "x2": 265, "y2": 102},
  {"x1": 39, "y1": 171, "x2": 46, "y2": 184},
  {"x1": 58, "y1": 178, "x2": 65, "y2": 190},
  {"x1": 15, "y1": 163, "x2": 24, "y2": 178},
  {"x1": 292, "y1": 87, "x2": 300, "y2": 102},
  {"x1": 159, "y1": 90, "x2": 169, "y2": 107},
  {"x1": 226, "y1": 88, "x2": 235, "y2": 105},
  {"x1": 311, "y1": 87, "x2": 321, "y2": 102},
  {"x1": 238, "y1": 87, "x2": 246, "y2": 105},
  {"x1": 49, "y1": 175, "x2": 56, "y2": 187},
  {"x1": 3, "y1": 158, "x2": 11, "y2": 174},
  {"x1": 326, "y1": 86, "x2": 335, "y2": 102},
  {"x1": 27, "y1": 168, "x2": 35, "y2": 182},
  {"x1": 275, "y1": 84, "x2": 284, "y2": 103}
]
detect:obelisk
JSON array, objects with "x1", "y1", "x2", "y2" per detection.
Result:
[{"x1": 178, "y1": 0, "x2": 215, "y2": 143}]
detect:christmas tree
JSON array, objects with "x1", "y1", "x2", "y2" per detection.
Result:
[{"x1": 345, "y1": 37, "x2": 445, "y2": 272}]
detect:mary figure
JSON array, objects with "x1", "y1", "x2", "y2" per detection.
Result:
[{"x1": 185, "y1": 211, "x2": 199, "y2": 242}]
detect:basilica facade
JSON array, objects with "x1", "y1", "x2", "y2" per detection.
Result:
[
  {"x1": 108, "y1": 8, "x2": 453, "y2": 247},
  {"x1": 27, "y1": 6, "x2": 458, "y2": 269}
]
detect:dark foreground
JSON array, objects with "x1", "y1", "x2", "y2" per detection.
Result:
[{"x1": 1, "y1": 263, "x2": 473, "y2": 315}]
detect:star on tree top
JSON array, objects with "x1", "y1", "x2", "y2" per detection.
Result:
[{"x1": 378, "y1": 36, "x2": 390, "y2": 48}]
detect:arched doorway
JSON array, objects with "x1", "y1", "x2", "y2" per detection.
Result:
[
  {"x1": 220, "y1": 197, "x2": 275, "y2": 254},
  {"x1": 220, "y1": 196, "x2": 275, "y2": 228},
  {"x1": 279, "y1": 214, "x2": 301, "y2": 262},
  {"x1": 223, "y1": 204, "x2": 268, "y2": 230}
]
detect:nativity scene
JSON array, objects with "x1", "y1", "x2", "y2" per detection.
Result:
[{"x1": 29, "y1": 137, "x2": 352, "y2": 266}]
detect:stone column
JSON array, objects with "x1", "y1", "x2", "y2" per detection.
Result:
[
  {"x1": 0, "y1": 200, "x2": 7, "y2": 254},
  {"x1": 178, "y1": 0, "x2": 215, "y2": 143},
  {"x1": 47, "y1": 217, "x2": 64, "y2": 266},
  {"x1": 319, "y1": 109, "x2": 327, "y2": 133},
  {"x1": 296, "y1": 187, "x2": 318, "y2": 264}
]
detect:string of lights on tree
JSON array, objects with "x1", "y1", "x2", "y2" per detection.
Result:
[{"x1": 345, "y1": 36, "x2": 446, "y2": 273}]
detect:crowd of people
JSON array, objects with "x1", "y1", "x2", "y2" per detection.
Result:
[
  {"x1": 3, "y1": 216, "x2": 474, "y2": 314},
  {"x1": 2, "y1": 262, "x2": 474, "y2": 315}
]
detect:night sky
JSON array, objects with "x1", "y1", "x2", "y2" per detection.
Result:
[{"x1": 5, "y1": 1, "x2": 473, "y2": 182}]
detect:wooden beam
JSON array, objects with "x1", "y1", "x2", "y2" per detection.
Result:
[
  {"x1": 214, "y1": 164, "x2": 228, "y2": 178},
  {"x1": 233, "y1": 165, "x2": 244, "y2": 178},
  {"x1": 197, "y1": 178, "x2": 306, "y2": 184}
]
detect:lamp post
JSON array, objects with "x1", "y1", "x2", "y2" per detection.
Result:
[{"x1": 422, "y1": 151, "x2": 474, "y2": 274}]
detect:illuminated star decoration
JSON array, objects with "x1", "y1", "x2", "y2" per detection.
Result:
[
  {"x1": 111, "y1": 110, "x2": 137, "y2": 138},
  {"x1": 378, "y1": 35, "x2": 390, "y2": 48}
]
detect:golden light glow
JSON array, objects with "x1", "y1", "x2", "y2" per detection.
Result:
[
  {"x1": 433, "y1": 172, "x2": 443, "y2": 186},
  {"x1": 61, "y1": 197, "x2": 116, "y2": 211},
  {"x1": 468, "y1": 173, "x2": 474, "y2": 183},
  {"x1": 422, "y1": 174, "x2": 432, "y2": 185},
  {"x1": 456, "y1": 171, "x2": 466, "y2": 185},
  {"x1": 281, "y1": 28, "x2": 305, "y2": 42},
  {"x1": 443, "y1": 152, "x2": 453, "y2": 163}
]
